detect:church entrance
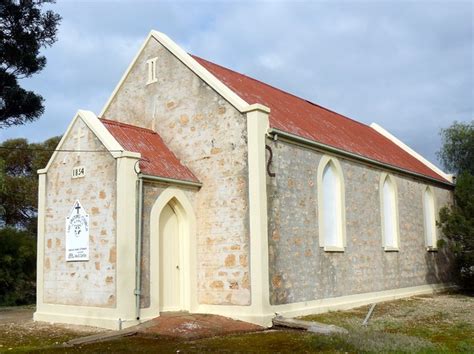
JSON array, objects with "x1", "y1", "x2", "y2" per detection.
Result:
[
  {"x1": 143, "y1": 187, "x2": 196, "y2": 320},
  {"x1": 159, "y1": 203, "x2": 182, "y2": 311}
]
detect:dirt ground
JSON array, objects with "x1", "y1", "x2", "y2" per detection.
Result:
[
  {"x1": 0, "y1": 292, "x2": 472, "y2": 353},
  {"x1": 0, "y1": 305, "x2": 105, "y2": 352}
]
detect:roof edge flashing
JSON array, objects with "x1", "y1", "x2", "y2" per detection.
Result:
[{"x1": 370, "y1": 123, "x2": 453, "y2": 183}]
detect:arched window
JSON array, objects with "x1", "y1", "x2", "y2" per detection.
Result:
[
  {"x1": 380, "y1": 174, "x2": 399, "y2": 250},
  {"x1": 317, "y1": 156, "x2": 345, "y2": 251},
  {"x1": 423, "y1": 187, "x2": 437, "y2": 249}
]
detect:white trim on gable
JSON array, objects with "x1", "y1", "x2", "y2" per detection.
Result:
[
  {"x1": 39, "y1": 110, "x2": 136, "y2": 174},
  {"x1": 99, "y1": 30, "x2": 262, "y2": 118},
  {"x1": 98, "y1": 32, "x2": 155, "y2": 118},
  {"x1": 370, "y1": 123, "x2": 453, "y2": 183},
  {"x1": 150, "y1": 31, "x2": 250, "y2": 111}
]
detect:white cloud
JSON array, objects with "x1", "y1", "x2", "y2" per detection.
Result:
[
  {"x1": 257, "y1": 53, "x2": 285, "y2": 70},
  {"x1": 0, "y1": 0, "x2": 472, "y2": 167}
]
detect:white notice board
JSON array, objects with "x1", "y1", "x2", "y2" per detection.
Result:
[{"x1": 65, "y1": 200, "x2": 90, "y2": 261}]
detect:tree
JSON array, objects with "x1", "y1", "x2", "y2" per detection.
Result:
[
  {"x1": 0, "y1": 0, "x2": 61, "y2": 128},
  {"x1": 0, "y1": 136, "x2": 61, "y2": 232},
  {"x1": 437, "y1": 121, "x2": 474, "y2": 175},
  {"x1": 437, "y1": 121, "x2": 474, "y2": 289},
  {"x1": 0, "y1": 227, "x2": 36, "y2": 306},
  {"x1": 0, "y1": 136, "x2": 59, "y2": 306},
  {"x1": 0, "y1": 159, "x2": 4, "y2": 216}
]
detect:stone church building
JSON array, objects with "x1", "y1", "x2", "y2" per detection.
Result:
[{"x1": 34, "y1": 31, "x2": 454, "y2": 329}]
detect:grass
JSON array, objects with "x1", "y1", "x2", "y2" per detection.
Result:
[
  {"x1": 300, "y1": 293, "x2": 474, "y2": 353},
  {"x1": 32, "y1": 331, "x2": 357, "y2": 353},
  {"x1": 1, "y1": 292, "x2": 473, "y2": 353},
  {"x1": 0, "y1": 324, "x2": 93, "y2": 352}
]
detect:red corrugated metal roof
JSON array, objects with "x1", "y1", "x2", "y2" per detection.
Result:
[
  {"x1": 100, "y1": 118, "x2": 199, "y2": 183},
  {"x1": 192, "y1": 55, "x2": 449, "y2": 184}
]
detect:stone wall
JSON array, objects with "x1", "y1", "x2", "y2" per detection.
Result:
[
  {"x1": 267, "y1": 139, "x2": 453, "y2": 305},
  {"x1": 43, "y1": 118, "x2": 117, "y2": 307},
  {"x1": 103, "y1": 38, "x2": 251, "y2": 305},
  {"x1": 138, "y1": 181, "x2": 251, "y2": 308}
]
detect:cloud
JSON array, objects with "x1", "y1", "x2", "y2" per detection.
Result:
[
  {"x1": 257, "y1": 53, "x2": 285, "y2": 71},
  {"x1": 0, "y1": 0, "x2": 472, "y2": 168}
]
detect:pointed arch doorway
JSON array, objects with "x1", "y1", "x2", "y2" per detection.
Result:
[
  {"x1": 141, "y1": 187, "x2": 197, "y2": 319},
  {"x1": 159, "y1": 203, "x2": 182, "y2": 311}
]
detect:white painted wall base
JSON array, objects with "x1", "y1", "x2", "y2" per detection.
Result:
[
  {"x1": 33, "y1": 311, "x2": 139, "y2": 330},
  {"x1": 194, "y1": 283, "x2": 455, "y2": 327},
  {"x1": 34, "y1": 303, "x2": 139, "y2": 330},
  {"x1": 271, "y1": 283, "x2": 456, "y2": 320},
  {"x1": 34, "y1": 283, "x2": 454, "y2": 330}
]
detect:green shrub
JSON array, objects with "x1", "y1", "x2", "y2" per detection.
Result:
[
  {"x1": 437, "y1": 121, "x2": 474, "y2": 290},
  {"x1": 438, "y1": 172, "x2": 474, "y2": 289},
  {"x1": 0, "y1": 227, "x2": 36, "y2": 306}
]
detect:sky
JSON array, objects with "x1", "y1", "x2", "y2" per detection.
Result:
[{"x1": 1, "y1": 0, "x2": 472, "y2": 167}]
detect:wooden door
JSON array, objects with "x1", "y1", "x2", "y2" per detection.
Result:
[{"x1": 159, "y1": 204, "x2": 181, "y2": 311}]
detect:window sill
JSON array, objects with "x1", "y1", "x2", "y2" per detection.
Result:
[
  {"x1": 323, "y1": 246, "x2": 345, "y2": 253},
  {"x1": 383, "y1": 247, "x2": 399, "y2": 252}
]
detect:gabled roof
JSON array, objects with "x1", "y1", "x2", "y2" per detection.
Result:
[
  {"x1": 98, "y1": 31, "x2": 450, "y2": 185},
  {"x1": 40, "y1": 110, "x2": 126, "y2": 174},
  {"x1": 192, "y1": 55, "x2": 450, "y2": 184},
  {"x1": 100, "y1": 119, "x2": 199, "y2": 183}
]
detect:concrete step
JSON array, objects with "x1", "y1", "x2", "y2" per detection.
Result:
[{"x1": 272, "y1": 315, "x2": 348, "y2": 335}]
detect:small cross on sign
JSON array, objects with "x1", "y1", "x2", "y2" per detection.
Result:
[{"x1": 75, "y1": 202, "x2": 81, "y2": 215}]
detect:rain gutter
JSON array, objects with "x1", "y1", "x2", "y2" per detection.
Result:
[
  {"x1": 140, "y1": 174, "x2": 202, "y2": 188},
  {"x1": 267, "y1": 128, "x2": 453, "y2": 189}
]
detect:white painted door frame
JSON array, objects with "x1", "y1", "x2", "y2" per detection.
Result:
[
  {"x1": 159, "y1": 203, "x2": 182, "y2": 312},
  {"x1": 140, "y1": 187, "x2": 197, "y2": 320}
]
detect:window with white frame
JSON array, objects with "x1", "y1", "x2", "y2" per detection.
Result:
[
  {"x1": 380, "y1": 174, "x2": 399, "y2": 250},
  {"x1": 317, "y1": 157, "x2": 345, "y2": 251},
  {"x1": 146, "y1": 57, "x2": 158, "y2": 85},
  {"x1": 423, "y1": 187, "x2": 437, "y2": 249}
]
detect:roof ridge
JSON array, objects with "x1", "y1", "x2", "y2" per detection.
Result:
[
  {"x1": 100, "y1": 118, "x2": 158, "y2": 134},
  {"x1": 191, "y1": 54, "x2": 372, "y2": 129}
]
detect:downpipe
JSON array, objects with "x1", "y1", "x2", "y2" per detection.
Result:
[
  {"x1": 134, "y1": 164, "x2": 144, "y2": 321},
  {"x1": 133, "y1": 170, "x2": 201, "y2": 321}
]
